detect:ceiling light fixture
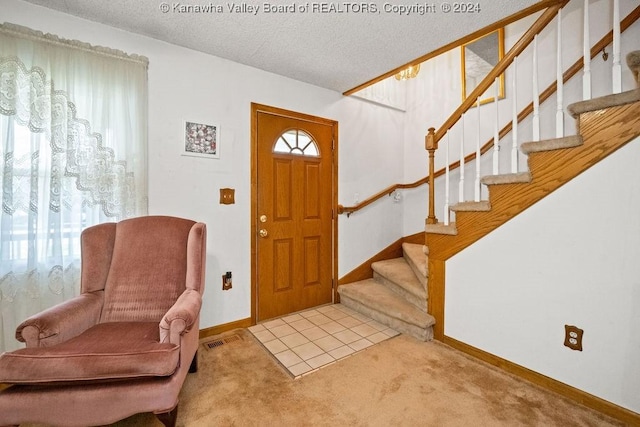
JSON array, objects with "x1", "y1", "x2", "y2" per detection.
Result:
[{"x1": 394, "y1": 64, "x2": 420, "y2": 80}]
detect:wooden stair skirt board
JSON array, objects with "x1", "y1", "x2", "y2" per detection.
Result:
[{"x1": 338, "y1": 243, "x2": 435, "y2": 341}]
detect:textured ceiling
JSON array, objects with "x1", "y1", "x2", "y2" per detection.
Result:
[{"x1": 20, "y1": 0, "x2": 537, "y2": 93}]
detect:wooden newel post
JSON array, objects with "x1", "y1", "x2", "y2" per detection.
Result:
[{"x1": 426, "y1": 127, "x2": 438, "y2": 225}]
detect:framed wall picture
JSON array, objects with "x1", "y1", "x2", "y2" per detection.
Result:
[
  {"x1": 461, "y1": 28, "x2": 505, "y2": 105},
  {"x1": 182, "y1": 120, "x2": 220, "y2": 159}
]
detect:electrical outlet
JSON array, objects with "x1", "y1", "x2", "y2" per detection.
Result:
[
  {"x1": 222, "y1": 271, "x2": 232, "y2": 290},
  {"x1": 564, "y1": 325, "x2": 583, "y2": 351},
  {"x1": 220, "y1": 188, "x2": 235, "y2": 205}
]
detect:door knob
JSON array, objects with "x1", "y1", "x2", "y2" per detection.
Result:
[{"x1": 259, "y1": 229, "x2": 268, "y2": 238}]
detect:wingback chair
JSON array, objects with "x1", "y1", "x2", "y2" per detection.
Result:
[{"x1": 0, "y1": 216, "x2": 206, "y2": 427}]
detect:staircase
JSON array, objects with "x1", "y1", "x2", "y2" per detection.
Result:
[
  {"x1": 339, "y1": 86, "x2": 640, "y2": 342},
  {"x1": 337, "y1": 0, "x2": 640, "y2": 342},
  {"x1": 426, "y1": 87, "x2": 640, "y2": 259},
  {"x1": 338, "y1": 243, "x2": 435, "y2": 341}
]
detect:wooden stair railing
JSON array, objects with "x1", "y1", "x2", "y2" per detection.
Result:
[
  {"x1": 337, "y1": 177, "x2": 427, "y2": 217},
  {"x1": 432, "y1": 4, "x2": 568, "y2": 147},
  {"x1": 426, "y1": 0, "x2": 568, "y2": 224},
  {"x1": 340, "y1": 2, "x2": 566, "y2": 219},
  {"x1": 439, "y1": 4, "x2": 640, "y2": 193},
  {"x1": 338, "y1": 2, "x2": 567, "y2": 218}
]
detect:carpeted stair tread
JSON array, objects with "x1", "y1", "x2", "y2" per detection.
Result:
[
  {"x1": 628, "y1": 51, "x2": 640, "y2": 87},
  {"x1": 567, "y1": 88, "x2": 640, "y2": 118},
  {"x1": 338, "y1": 280, "x2": 435, "y2": 341},
  {"x1": 402, "y1": 243, "x2": 428, "y2": 287},
  {"x1": 372, "y1": 258, "x2": 427, "y2": 305},
  {"x1": 480, "y1": 172, "x2": 532, "y2": 185},
  {"x1": 520, "y1": 135, "x2": 583, "y2": 154},
  {"x1": 451, "y1": 201, "x2": 491, "y2": 212},
  {"x1": 425, "y1": 222, "x2": 458, "y2": 235}
]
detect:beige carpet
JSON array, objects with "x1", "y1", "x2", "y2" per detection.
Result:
[{"x1": 106, "y1": 328, "x2": 623, "y2": 427}]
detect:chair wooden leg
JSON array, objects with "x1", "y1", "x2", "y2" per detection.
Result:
[
  {"x1": 189, "y1": 350, "x2": 198, "y2": 373},
  {"x1": 156, "y1": 406, "x2": 178, "y2": 427}
]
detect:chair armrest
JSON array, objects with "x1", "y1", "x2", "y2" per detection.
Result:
[
  {"x1": 159, "y1": 289, "x2": 202, "y2": 345},
  {"x1": 16, "y1": 291, "x2": 104, "y2": 348}
]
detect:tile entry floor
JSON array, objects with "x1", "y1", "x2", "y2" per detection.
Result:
[{"x1": 248, "y1": 304, "x2": 400, "y2": 378}]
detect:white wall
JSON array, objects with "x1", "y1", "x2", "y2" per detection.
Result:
[
  {"x1": 4, "y1": 0, "x2": 406, "y2": 329},
  {"x1": 447, "y1": 137, "x2": 640, "y2": 412}
]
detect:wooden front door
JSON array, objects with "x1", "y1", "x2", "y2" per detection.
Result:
[{"x1": 252, "y1": 104, "x2": 337, "y2": 322}]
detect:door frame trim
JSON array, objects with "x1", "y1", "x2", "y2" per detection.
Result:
[{"x1": 250, "y1": 103, "x2": 339, "y2": 324}]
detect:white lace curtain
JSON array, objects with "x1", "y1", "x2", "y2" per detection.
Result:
[{"x1": 0, "y1": 24, "x2": 148, "y2": 352}]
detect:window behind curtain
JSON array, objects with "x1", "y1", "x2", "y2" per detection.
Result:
[{"x1": 0, "y1": 23, "x2": 148, "y2": 352}]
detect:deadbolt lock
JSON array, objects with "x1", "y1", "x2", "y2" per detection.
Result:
[{"x1": 260, "y1": 215, "x2": 267, "y2": 223}]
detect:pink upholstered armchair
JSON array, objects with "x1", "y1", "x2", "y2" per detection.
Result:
[{"x1": 0, "y1": 216, "x2": 206, "y2": 427}]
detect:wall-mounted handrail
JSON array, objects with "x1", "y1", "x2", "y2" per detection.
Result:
[
  {"x1": 337, "y1": 177, "x2": 428, "y2": 217},
  {"x1": 337, "y1": 4, "x2": 639, "y2": 218}
]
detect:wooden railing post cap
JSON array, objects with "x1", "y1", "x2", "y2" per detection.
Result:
[{"x1": 426, "y1": 127, "x2": 438, "y2": 151}]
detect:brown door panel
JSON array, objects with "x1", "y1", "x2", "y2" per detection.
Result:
[{"x1": 255, "y1": 110, "x2": 335, "y2": 321}]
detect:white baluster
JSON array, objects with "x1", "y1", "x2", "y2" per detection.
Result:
[
  {"x1": 556, "y1": 9, "x2": 564, "y2": 138},
  {"x1": 532, "y1": 35, "x2": 540, "y2": 141},
  {"x1": 475, "y1": 97, "x2": 481, "y2": 202},
  {"x1": 612, "y1": 0, "x2": 621, "y2": 93},
  {"x1": 511, "y1": 56, "x2": 518, "y2": 173},
  {"x1": 493, "y1": 76, "x2": 500, "y2": 175},
  {"x1": 459, "y1": 115, "x2": 465, "y2": 203},
  {"x1": 583, "y1": 0, "x2": 591, "y2": 100},
  {"x1": 444, "y1": 131, "x2": 450, "y2": 225}
]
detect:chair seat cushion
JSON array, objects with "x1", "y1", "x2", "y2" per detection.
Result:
[{"x1": 0, "y1": 322, "x2": 180, "y2": 384}]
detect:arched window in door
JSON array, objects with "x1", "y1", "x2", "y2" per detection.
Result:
[{"x1": 273, "y1": 129, "x2": 319, "y2": 156}]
